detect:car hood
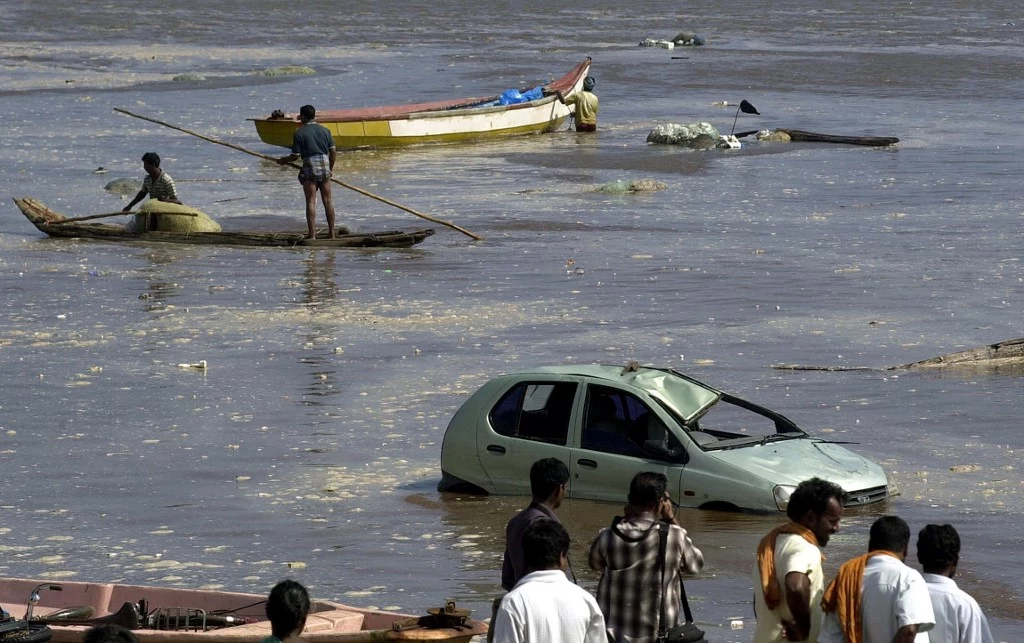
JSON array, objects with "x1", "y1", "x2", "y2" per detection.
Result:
[{"x1": 706, "y1": 438, "x2": 885, "y2": 491}]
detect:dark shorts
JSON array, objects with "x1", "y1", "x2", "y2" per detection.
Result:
[{"x1": 576, "y1": 123, "x2": 597, "y2": 132}]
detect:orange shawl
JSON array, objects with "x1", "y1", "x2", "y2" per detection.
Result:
[
  {"x1": 756, "y1": 522, "x2": 821, "y2": 610},
  {"x1": 821, "y1": 551, "x2": 901, "y2": 643}
]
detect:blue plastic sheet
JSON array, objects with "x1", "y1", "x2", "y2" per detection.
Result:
[
  {"x1": 498, "y1": 89, "x2": 525, "y2": 105},
  {"x1": 521, "y1": 86, "x2": 543, "y2": 101}
]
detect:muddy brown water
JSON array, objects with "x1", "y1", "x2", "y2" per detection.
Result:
[{"x1": 1, "y1": 0, "x2": 1023, "y2": 640}]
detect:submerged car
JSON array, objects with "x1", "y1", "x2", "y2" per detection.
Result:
[{"x1": 438, "y1": 363, "x2": 897, "y2": 512}]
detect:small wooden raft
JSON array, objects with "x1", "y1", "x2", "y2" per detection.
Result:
[{"x1": 14, "y1": 197, "x2": 434, "y2": 249}]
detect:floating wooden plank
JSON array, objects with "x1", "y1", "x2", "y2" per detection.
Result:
[{"x1": 778, "y1": 129, "x2": 899, "y2": 146}]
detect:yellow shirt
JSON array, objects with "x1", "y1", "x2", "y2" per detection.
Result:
[{"x1": 566, "y1": 91, "x2": 599, "y2": 125}]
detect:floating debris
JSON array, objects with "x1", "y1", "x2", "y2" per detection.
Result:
[
  {"x1": 258, "y1": 66, "x2": 315, "y2": 77},
  {"x1": 597, "y1": 178, "x2": 668, "y2": 194},
  {"x1": 949, "y1": 464, "x2": 980, "y2": 473}
]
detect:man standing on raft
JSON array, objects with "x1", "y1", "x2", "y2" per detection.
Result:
[{"x1": 278, "y1": 105, "x2": 338, "y2": 239}]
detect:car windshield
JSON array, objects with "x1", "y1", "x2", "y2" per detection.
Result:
[{"x1": 660, "y1": 395, "x2": 807, "y2": 450}]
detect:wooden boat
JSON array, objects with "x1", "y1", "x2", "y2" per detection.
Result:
[
  {"x1": 0, "y1": 578, "x2": 486, "y2": 643},
  {"x1": 14, "y1": 198, "x2": 434, "y2": 249},
  {"x1": 778, "y1": 129, "x2": 899, "y2": 146},
  {"x1": 251, "y1": 58, "x2": 592, "y2": 149}
]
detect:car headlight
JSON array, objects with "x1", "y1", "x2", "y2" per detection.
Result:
[
  {"x1": 886, "y1": 470, "x2": 900, "y2": 498},
  {"x1": 773, "y1": 484, "x2": 796, "y2": 511}
]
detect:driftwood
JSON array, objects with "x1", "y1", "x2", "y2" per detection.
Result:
[
  {"x1": 780, "y1": 129, "x2": 899, "y2": 147},
  {"x1": 772, "y1": 337, "x2": 1024, "y2": 372},
  {"x1": 733, "y1": 129, "x2": 899, "y2": 146}
]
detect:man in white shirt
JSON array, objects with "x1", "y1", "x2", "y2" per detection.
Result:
[
  {"x1": 752, "y1": 477, "x2": 846, "y2": 642},
  {"x1": 917, "y1": 524, "x2": 994, "y2": 643},
  {"x1": 820, "y1": 516, "x2": 935, "y2": 643},
  {"x1": 492, "y1": 519, "x2": 606, "y2": 643}
]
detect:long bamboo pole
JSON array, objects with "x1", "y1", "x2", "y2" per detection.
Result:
[{"x1": 113, "y1": 108, "x2": 483, "y2": 241}]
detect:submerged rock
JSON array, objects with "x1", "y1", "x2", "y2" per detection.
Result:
[
  {"x1": 671, "y1": 32, "x2": 706, "y2": 46},
  {"x1": 104, "y1": 178, "x2": 142, "y2": 195},
  {"x1": 647, "y1": 122, "x2": 721, "y2": 147},
  {"x1": 757, "y1": 129, "x2": 792, "y2": 143}
]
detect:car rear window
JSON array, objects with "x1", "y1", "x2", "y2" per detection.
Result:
[{"x1": 489, "y1": 382, "x2": 577, "y2": 446}]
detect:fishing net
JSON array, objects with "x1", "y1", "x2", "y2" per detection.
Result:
[{"x1": 131, "y1": 201, "x2": 222, "y2": 233}]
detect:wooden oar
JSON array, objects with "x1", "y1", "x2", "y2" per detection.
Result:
[
  {"x1": 48, "y1": 210, "x2": 197, "y2": 225},
  {"x1": 113, "y1": 108, "x2": 483, "y2": 241},
  {"x1": 46, "y1": 210, "x2": 138, "y2": 224}
]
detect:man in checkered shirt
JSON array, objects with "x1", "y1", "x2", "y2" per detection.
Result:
[{"x1": 588, "y1": 472, "x2": 704, "y2": 642}]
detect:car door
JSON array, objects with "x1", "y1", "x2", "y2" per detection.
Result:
[
  {"x1": 477, "y1": 378, "x2": 581, "y2": 495},
  {"x1": 568, "y1": 383, "x2": 687, "y2": 503}
]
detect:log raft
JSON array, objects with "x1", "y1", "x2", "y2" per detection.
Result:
[{"x1": 771, "y1": 338, "x2": 1024, "y2": 371}]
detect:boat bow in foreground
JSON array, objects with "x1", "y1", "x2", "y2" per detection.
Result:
[{"x1": 0, "y1": 578, "x2": 486, "y2": 643}]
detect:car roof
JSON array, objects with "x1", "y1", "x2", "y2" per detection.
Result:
[{"x1": 509, "y1": 364, "x2": 722, "y2": 422}]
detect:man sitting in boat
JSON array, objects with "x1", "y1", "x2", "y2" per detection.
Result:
[
  {"x1": 122, "y1": 152, "x2": 182, "y2": 231},
  {"x1": 557, "y1": 76, "x2": 599, "y2": 132}
]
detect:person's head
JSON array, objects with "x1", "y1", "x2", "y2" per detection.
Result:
[
  {"x1": 266, "y1": 579, "x2": 311, "y2": 639},
  {"x1": 582, "y1": 76, "x2": 595, "y2": 92},
  {"x1": 522, "y1": 518, "x2": 570, "y2": 573},
  {"x1": 141, "y1": 152, "x2": 161, "y2": 169},
  {"x1": 627, "y1": 471, "x2": 668, "y2": 511},
  {"x1": 868, "y1": 515, "x2": 911, "y2": 559},
  {"x1": 786, "y1": 477, "x2": 846, "y2": 547},
  {"x1": 917, "y1": 523, "x2": 960, "y2": 577},
  {"x1": 530, "y1": 457, "x2": 569, "y2": 507},
  {"x1": 83, "y1": 625, "x2": 138, "y2": 643},
  {"x1": 299, "y1": 105, "x2": 316, "y2": 122}
]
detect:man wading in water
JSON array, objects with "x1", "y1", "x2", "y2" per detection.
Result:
[{"x1": 277, "y1": 105, "x2": 338, "y2": 239}]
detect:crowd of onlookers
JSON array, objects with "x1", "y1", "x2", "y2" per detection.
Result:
[
  {"x1": 78, "y1": 458, "x2": 994, "y2": 643},
  {"x1": 490, "y1": 457, "x2": 995, "y2": 643}
]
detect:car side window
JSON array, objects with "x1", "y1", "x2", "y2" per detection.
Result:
[
  {"x1": 582, "y1": 385, "x2": 685, "y2": 462},
  {"x1": 488, "y1": 382, "x2": 576, "y2": 446}
]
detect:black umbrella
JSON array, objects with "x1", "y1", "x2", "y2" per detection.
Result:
[{"x1": 729, "y1": 99, "x2": 760, "y2": 136}]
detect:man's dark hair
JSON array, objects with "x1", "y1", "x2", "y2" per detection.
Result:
[
  {"x1": 530, "y1": 457, "x2": 568, "y2": 500},
  {"x1": 786, "y1": 477, "x2": 846, "y2": 522},
  {"x1": 628, "y1": 471, "x2": 667, "y2": 508},
  {"x1": 522, "y1": 518, "x2": 570, "y2": 572},
  {"x1": 266, "y1": 579, "x2": 310, "y2": 638},
  {"x1": 141, "y1": 152, "x2": 160, "y2": 167},
  {"x1": 868, "y1": 515, "x2": 911, "y2": 553},
  {"x1": 917, "y1": 523, "x2": 960, "y2": 571},
  {"x1": 299, "y1": 104, "x2": 316, "y2": 121},
  {"x1": 84, "y1": 625, "x2": 138, "y2": 643}
]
